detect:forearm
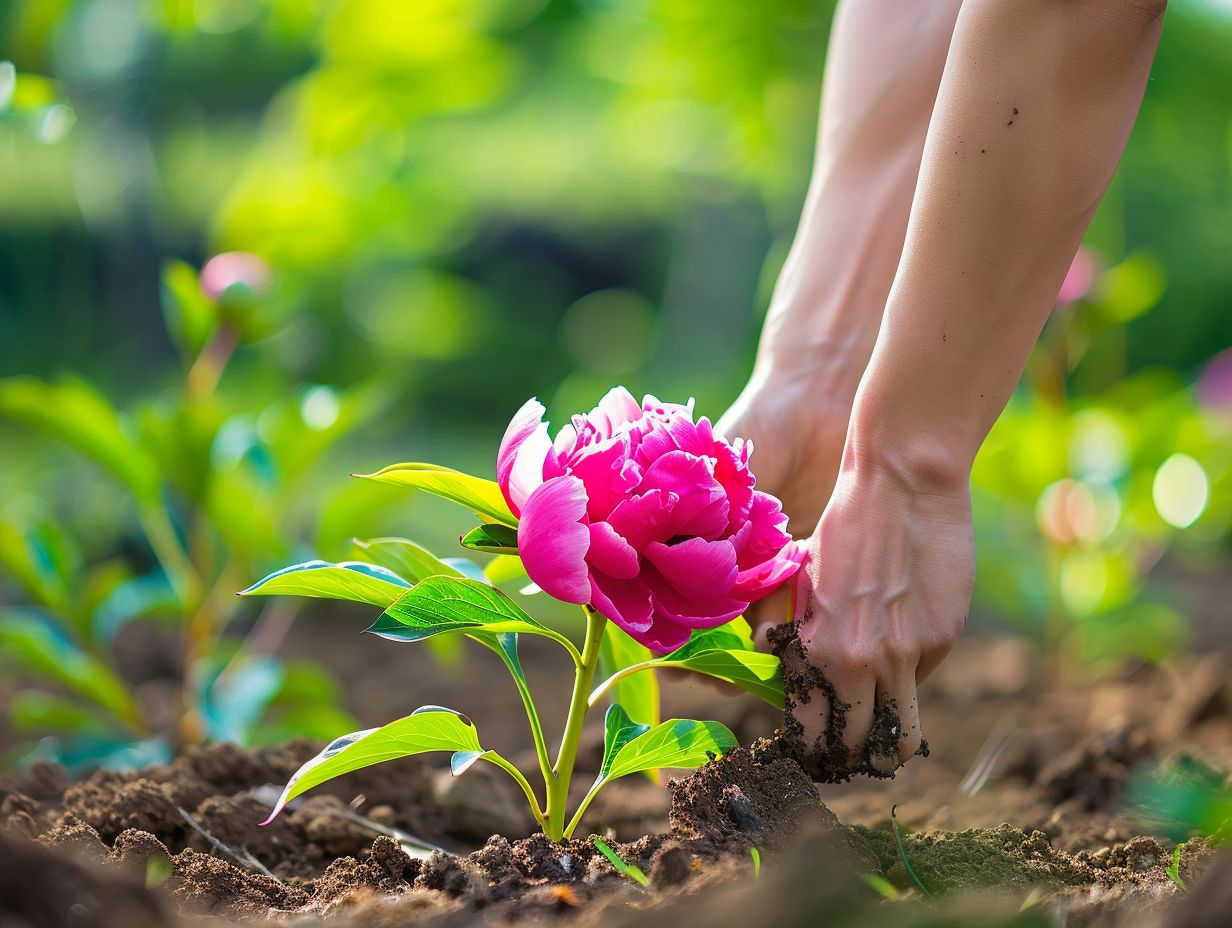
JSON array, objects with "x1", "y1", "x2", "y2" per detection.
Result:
[
  {"x1": 848, "y1": 0, "x2": 1165, "y2": 486},
  {"x1": 755, "y1": 0, "x2": 963, "y2": 400}
]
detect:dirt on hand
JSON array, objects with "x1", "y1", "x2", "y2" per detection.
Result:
[{"x1": 768, "y1": 619, "x2": 928, "y2": 783}]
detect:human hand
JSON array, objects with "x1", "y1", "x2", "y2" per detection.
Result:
[
  {"x1": 776, "y1": 454, "x2": 974, "y2": 780},
  {"x1": 716, "y1": 357, "x2": 863, "y2": 634}
]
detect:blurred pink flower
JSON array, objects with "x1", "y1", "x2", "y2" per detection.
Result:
[
  {"x1": 498, "y1": 388, "x2": 806, "y2": 652},
  {"x1": 1198, "y1": 347, "x2": 1232, "y2": 413},
  {"x1": 200, "y1": 251, "x2": 271, "y2": 302},
  {"x1": 1057, "y1": 247, "x2": 1098, "y2": 305}
]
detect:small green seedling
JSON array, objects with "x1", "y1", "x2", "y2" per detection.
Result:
[
  {"x1": 860, "y1": 873, "x2": 900, "y2": 900},
  {"x1": 891, "y1": 805, "x2": 935, "y2": 899},
  {"x1": 749, "y1": 845, "x2": 761, "y2": 878},
  {"x1": 1165, "y1": 845, "x2": 1187, "y2": 893},
  {"x1": 593, "y1": 837, "x2": 650, "y2": 888}
]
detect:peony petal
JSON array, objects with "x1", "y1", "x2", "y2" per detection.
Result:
[
  {"x1": 636, "y1": 614, "x2": 694, "y2": 654},
  {"x1": 731, "y1": 491, "x2": 793, "y2": 570},
  {"x1": 497, "y1": 398, "x2": 550, "y2": 516},
  {"x1": 586, "y1": 521, "x2": 640, "y2": 580},
  {"x1": 606, "y1": 488, "x2": 679, "y2": 550},
  {"x1": 589, "y1": 571, "x2": 653, "y2": 635},
  {"x1": 635, "y1": 450, "x2": 727, "y2": 537},
  {"x1": 730, "y1": 539, "x2": 808, "y2": 600},
  {"x1": 641, "y1": 563, "x2": 747, "y2": 630},
  {"x1": 589, "y1": 386, "x2": 643, "y2": 437},
  {"x1": 710, "y1": 432, "x2": 755, "y2": 532},
  {"x1": 518, "y1": 476, "x2": 591, "y2": 603},
  {"x1": 568, "y1": 434, "x2": 641, "y2": 521},
  {"x1": 643, "y1": 537, "x2": 737, "y2": 600}
]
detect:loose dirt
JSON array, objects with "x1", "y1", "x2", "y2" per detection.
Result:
[{"x1": 1, "y1": 634, "x2": 1229, "y2": 927}]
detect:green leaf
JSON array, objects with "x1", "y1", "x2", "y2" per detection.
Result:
[
  {"x1": 261, "y1": 707, "x2": 484, "y2": 823},
  {"x1": 593, "y1": 837, "x2": 649, "y2": 887},
  {"x1": 240, "y1": 560, "x2": 410, "y2": 607},
  {"x1": 606, "y1": 717, "x2": 737, "y2": 780},
  {"x1": 656, "y1": 627, "x2": 783, "y2": 708},
  {"x1": 483, "y1": 554, "x2": 527, "y2": 586},
  {"x1": 598, "y1": 704, "x2": 651, "y2": 778},
  {"x1": 197, "y1": 655, "x2": 285, "y2": 745},
  {"x1": 354, "y1": 462, "x2": 517, "y2": 526},
  {"x1": 352, "y1": 537, "x2": 464, "y2": 583},
  {"x1": 599, "y1": 623, "x2": 660, "y2": 728},
  {"x1": 0, "y1": 612, "x2": 142, "y2": 729},
  {"x1": 91, "y1": 571, "x2": 179, "y2": 643},
  {"x1": 10, "y1": 690, "x2": 118, "y2": 738},
  {"x1": 567, "y1": 706, "x2": 735, "y2": 838},
  {"x1": 367, "y1": 576, "x2": 579, "y2": 659},
  {"x1": 0, "y1": 376, "x2": 160, "y2": 503},
  {"x1": 460, "y1": 523, "x2": 519, "y2": 554},
  {"x1": 160, "y1": 259, "x2": 219, "y2": 361},
  {"x1": 0, "y1": 516, "x2": 79, "y2": 613}
]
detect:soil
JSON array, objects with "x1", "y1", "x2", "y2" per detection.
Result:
[{"x1": 2, "y1": 630, "x2": 1230, "y2": 928}]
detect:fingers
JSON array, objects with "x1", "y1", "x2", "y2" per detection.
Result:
[
  {"x1": 877, "y1": 673, "x2": 923, "y2": 766},
  {"x1": 831, "y1": 671, "x2": 876, "y2": 763}
]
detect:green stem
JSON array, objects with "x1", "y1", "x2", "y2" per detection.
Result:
[
  {"x1": 544, "y1": 606, "x2": 607, "y2": 840},
  {"x1": 587, "y1": 659, "x2": 661, "y2": 709},
  {"x1": 563, "y1": 781, "x2": 602, "y2": 840},
  {"x1": 512, "y1": 661, "x2": 554, "y2": 797},
  {"x1": 482, "y1": 754, "x2": 546, "y2": 828},
  {"x1": 138, "y1": 504, "x2": 202, "y2": 608}
]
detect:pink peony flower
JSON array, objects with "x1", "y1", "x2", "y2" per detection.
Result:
[
  {"x1": 497, "y1": 387, "x2": 807, "y2": 652},
  {"x1": 200, "y1": 251, "x2": 271, "y2": 302}
]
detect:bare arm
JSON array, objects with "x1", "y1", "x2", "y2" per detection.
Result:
[
  {"x1": 719, "y1": 0, "x2": 963, "y2": 535},
  {"x1": 793, "y1": 0, "x2": 1166, "y2": 774}
]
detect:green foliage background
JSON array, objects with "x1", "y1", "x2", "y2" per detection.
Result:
[{"x1": 1, "y1": 0, "x2": 1231, "y2": 683}]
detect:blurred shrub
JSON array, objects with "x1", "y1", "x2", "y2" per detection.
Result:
[
  {"x1": 971, "y1": 248, "x2": 1232, "y2": 665},
  {"x1": 0, "y1": 257, "x2": 406, "y2": 768}
]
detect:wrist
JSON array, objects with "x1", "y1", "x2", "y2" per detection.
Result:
[{"x1": 842, "y1": 387, "x2": 974, "y2": 500}]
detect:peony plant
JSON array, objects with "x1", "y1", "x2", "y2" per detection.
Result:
[{"x1": 242, "y1": 387, "x2": 805, "y2": 840}]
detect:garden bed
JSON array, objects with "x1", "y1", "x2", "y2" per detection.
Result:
[{"x1": 2, "y1": 634, "x2": 1229, "y2": 927}]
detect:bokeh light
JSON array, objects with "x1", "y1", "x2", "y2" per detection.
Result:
[{"x1": 1152, "y1": 453, "x2": 1209, "y2": 529}]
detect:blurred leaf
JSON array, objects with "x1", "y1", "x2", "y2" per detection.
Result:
[
  {"x1": 204, "y1": 462, "x2": 287, "y2": 565},
  {"x1": 0, "y1": 377, "x2": 161, "y2": 503},
  {"x1": 599, "y1": 623, "x2": 659, "y2": 727},
  {"x1": 368, "y1": 576, "x2": 576, "y2": 656},
  {"x1": 10, "y1": 690, "x2": 118, "y2": 737},
  {"x1": 0, "y1": 515, "x2": 79, "y2": 613},
  {"x1": 1098, "y1": 251, "x2": 1166, "y2": 323},
  {"x1": 261, "y1": 706, "x2": 484, "y2": 823},
  {"x1": 137, "y1": 398, "x2": 224, "y2": 504},
  {"x1": 351, "y1": 536, "x2": 463, "y2": 582},
  {"x1": 355, "y1": 462, "x2": 516, "y2": 526},
  {"x1": 91, "y1": 571, "x2": 179, "y2": 643},
  {"x1": 483, "y1": 554, "x2": 527, "y2": 586},
  {"x1": 0, "y1": 612, "x2": 142, "y2": 730},
  {"x1": 198, "y1": 654, "x2": 285, "y2": 744},
  {"x1": 261, "y1": 380, "x2": 395, "y2": 486},
  {"x1": 240, "y1": 559, "x2": 410, "y2": 606},
  {"x1": 22, "y1": 735, "x2": 173, "y2": 774},
  {"x1": 460, "y1": 523, "x2": 518, "y2": 554},
  {"x1": 160, "y1": 259, "x2": 220, "y2": 362},
  {"x1": 249, "y1": 703, "x2": 361, "y2": 746}
]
